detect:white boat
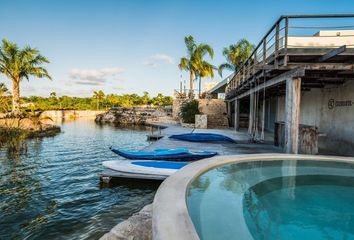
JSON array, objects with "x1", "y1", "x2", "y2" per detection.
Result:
[{"x1": 102, "y1": 160, "x2": 188, "y2": 176}]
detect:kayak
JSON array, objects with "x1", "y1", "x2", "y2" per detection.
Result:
[
  {"x1": 110, "y1": 147, "x2": 217, "y2": 161},
  {"x1": 169, "y1": 133, "x2": 236, "y2": 143},
  {"x1": 102, "y1": 160, "x2": 188, "y2": 176}
]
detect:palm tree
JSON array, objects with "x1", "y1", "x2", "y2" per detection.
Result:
[
  {"x1": 218, "y1": 39, "x2": 254, "y2": 77},
  {"x1": 93, "y1": 90, "x2": 105, "y2": 110},
  {"x1": 0, "y1": 39, "x2": 51, "y2": 116},
  {"x1": 0, "y1": 82, "x2": 10, "y2": 112},
  {"x1": 179, "y1": 35, "x2": 214, "y2": 98}
]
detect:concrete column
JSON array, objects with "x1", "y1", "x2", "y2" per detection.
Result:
[
  {"x1": 234, "y1": 99, "x2": 240, "y2": 131},
  {"x1": 248, "y1": 93, "x2": 255, "y2": 134},
  {"x1": 285, "y1": 77, "x2": 301, "y2": 153}
]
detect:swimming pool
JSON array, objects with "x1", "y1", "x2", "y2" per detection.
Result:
[{"x1": 153, "y1": 154, "x2": 354, "y2": 240}]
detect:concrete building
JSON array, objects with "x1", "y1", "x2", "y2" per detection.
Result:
[{"x1": 224, "y1": 14, "x2": 354, "y2": 155}]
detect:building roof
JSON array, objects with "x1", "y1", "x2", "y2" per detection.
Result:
[{"x1": 207, "y1": 72, "x2": 234, "y2": 94}]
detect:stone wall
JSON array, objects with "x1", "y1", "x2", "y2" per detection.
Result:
[
  {"x1": 95, "y1": 107, "x2": 173, "y2": 124},
  {"x1": 40, "y1": 110, "x2": 105, "y2": 120},
  {"x1": 172, "y1": 99, "x2": 185, "y2": 120},
  {"x1": 173, "y1": 98, "x2": 229, "y2": 129},
  {"x1": 198, "y1": 99, "x2": 229, "y2": 129}
]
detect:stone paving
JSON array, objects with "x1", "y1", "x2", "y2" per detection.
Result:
[{"x1": 100, "y1": 123, "x2": 282, "y2": 240}]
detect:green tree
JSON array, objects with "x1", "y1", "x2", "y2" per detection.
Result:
[
  {"x1": 93, "y1": 90, "x2": 105, "y2": 110},
  {"x1": 0, "y1": 39, "x2": 52, "y2": 115},
  {"x1": 50, "y1": 92, "x2": 56, "y2": 98},
  {"x1": 218, "y1": 39, "x2": 254, "y2": 77},
  {"x1": 179, "y1": 35, "x2": 214, "y2": 98}
]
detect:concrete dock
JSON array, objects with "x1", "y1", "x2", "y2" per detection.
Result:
[{"x1": 100, "y1": 123, "x2": 282, "y2": 182}]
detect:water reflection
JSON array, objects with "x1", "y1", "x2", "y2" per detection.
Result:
[{"x1": 0, "y1": 119, "x2": 157, "y2": 239}]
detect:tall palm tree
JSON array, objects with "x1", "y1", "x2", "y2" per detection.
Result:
[
  {"x1": 0, "y1": 82, "x2": 9, "y2": 112},
  {"x1": 0, "y1": 39, "x2": 52, "y2": 116},
  {"x1": 93, "y1": 90, "x2": 105, "y2": 110},
  {"x1": 218, "y1": 39, "x2": 254, "y2": 77},
  {"x1": 179, "y1": 35, "x2": 214, "y2": 98}
]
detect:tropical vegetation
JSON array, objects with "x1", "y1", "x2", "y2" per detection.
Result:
[
  {"x1": 0, "y1": 91, "x2": 173, "y2": 113},
  {"x1": 0, "y1": 39, "x2": 52, "y2": 115},
  {"x1": 180, "y1": 100, "x2": 199, "y2": 123},
  {"x1": 179, "y1": 35, "x2": 215, "y2": 98},
  {"x1": 93, "y1": 90, "x2": 105, "y2": 110},
  {"x1": 218, "y1": 39, "x2": 254, "y2": 77},
  {"x1": 0, "y1": 82, "x2": 9, "y2": 112}
]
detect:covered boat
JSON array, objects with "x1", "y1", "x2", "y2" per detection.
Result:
[
  {"x1": 102, "y1": 160, "x2": 188, "y2": 176},
  {"x1": 110, "y1": 147, "x2": 217, "y2": 161},
  {"x1": 169, "y1": 133, "x2": 236, "y2": 143}
]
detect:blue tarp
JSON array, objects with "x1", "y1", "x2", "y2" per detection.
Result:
[{"x1": 169, "y1": 133, "x2": 236, "y2": 143}]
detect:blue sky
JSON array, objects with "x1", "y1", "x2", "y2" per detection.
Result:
[{"x1": 1, "y1": 0, "x2": 354, "y2": 97}]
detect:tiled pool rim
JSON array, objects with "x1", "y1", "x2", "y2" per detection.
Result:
[{"x1": 152, "y1": 153, "x2": 354, "y2": 240}]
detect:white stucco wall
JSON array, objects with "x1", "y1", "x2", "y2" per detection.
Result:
[{"x1": 276, "y1": 80, "x2": 354, "y2": 155}]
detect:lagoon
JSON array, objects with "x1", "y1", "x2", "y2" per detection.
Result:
[{"x1": 0, "y1": 119, "x2": 156, "y2": 239}]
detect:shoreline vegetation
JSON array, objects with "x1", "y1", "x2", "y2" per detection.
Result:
[{"x1": 0, "y1": 39, "x2": 173, "y2": 151}]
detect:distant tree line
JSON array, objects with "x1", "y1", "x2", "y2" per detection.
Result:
[{"x1": 0, "y1": 90, "x2": 172, "y2": 113}]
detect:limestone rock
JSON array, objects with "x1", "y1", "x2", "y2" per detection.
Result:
[
  {"x1": 100, "y1": 204, "x2": 152, "y2": 240},
  {"x1": 95, "y1": 107, "x2": 173, "y2": 124}
]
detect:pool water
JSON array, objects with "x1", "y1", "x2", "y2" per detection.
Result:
[
  {"x1": 187, "y1": 160, "x2": 354, "y2": 240},
  {"x1": 0, "y1": 119, "x2": 156, "y2": 239}
]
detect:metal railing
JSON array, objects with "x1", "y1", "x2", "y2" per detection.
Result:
[{"x1": 225, "y1": 14, "x2": 354, "y2": 97}]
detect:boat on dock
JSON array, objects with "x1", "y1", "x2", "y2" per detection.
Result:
[
  {"x1": 102, "y1": 160, "x2": 188, "y2": 178},
  {"x1": 169, "y1": 133, "x2": 236, "y2": 143},
  {"x1": 110, "y1": 147, "x2": 218, "y2": 161}
]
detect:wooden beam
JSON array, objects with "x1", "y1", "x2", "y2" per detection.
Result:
[
  {"x1": 318, "y1": 45, "x2": 347, "y2": 62},
  {"x1": 234, "y1": 68, "x2": 305, "y2": 100},
  {"x1": 285, "y1": 77, "x2": 302, "y2": 154}
]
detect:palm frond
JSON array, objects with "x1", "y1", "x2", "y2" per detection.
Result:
[{"x1": 218, "y1": 63, "x2": 234, "y2": 77}]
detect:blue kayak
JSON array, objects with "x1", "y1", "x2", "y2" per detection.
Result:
[
  {"x1": 110, "y1": 147, "x2": 217, "y2": 161},
  {"x1": 169, "y1": 133, "x2": 236, "y2": 143},
  {"x1": 132, "y1": 161, "x2": 188, "y2": 169}
]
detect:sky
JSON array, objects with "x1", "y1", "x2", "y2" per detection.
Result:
[{"x1": 1, "y1": 0, "x2": 354, "y2": 97}]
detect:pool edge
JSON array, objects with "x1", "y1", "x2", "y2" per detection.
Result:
[{"x1": 152, "y1": 153, "x2": 354, "y2": 240}]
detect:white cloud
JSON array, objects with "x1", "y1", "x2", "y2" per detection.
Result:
[
  {"x1": 143, "y1": 53, "x2": 175, "y2": 67},
  {"x1": 69, "y1": 67, "x2": 125, "y2": 85}
]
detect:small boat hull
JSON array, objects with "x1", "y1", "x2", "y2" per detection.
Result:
[
  {"x1": 110, "y1": 148, "x2": 217, "y2": 161},
  {"x1": 169, "y1": 133, "x2": 236, "y2": 143},
  {"x1": 102, "y1": 160, "x2": 188, "y2": 176}
]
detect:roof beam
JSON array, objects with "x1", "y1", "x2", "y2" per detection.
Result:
[{"x1": 318, "y1": 45, "x2": 347, "y2": 62}]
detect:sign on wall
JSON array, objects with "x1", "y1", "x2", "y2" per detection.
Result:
[{"x1": 328, "y1": 99, "x2": 354, "y2": 110}]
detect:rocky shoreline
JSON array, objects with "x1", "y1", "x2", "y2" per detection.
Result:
[{"x1": 95, "y1": 107, "x2": 174, "y2": 125}]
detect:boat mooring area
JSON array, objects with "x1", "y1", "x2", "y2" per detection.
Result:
[{"x1": 100, "y1": 123, "x2": 282, "y2": 183}]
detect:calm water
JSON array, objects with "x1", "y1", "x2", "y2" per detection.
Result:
[
  {"x1": 0, "y1": 119, "x2": 157, "y2": 240},
  {"x1": 187, "y1": 160, "x2": 354, "y2": 240}
]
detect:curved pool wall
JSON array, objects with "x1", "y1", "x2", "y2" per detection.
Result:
[{"x1": 152, "y1": 154, "x2": 354, "y2": 240}]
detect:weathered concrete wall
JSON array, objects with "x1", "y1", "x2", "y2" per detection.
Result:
[{"x1": 276, "y1": 80, "x2": 354, "y2": 155}]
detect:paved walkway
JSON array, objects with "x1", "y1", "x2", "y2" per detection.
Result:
[{"x1": 145, "y1": 123, "x2": 282, "y2": 155}]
